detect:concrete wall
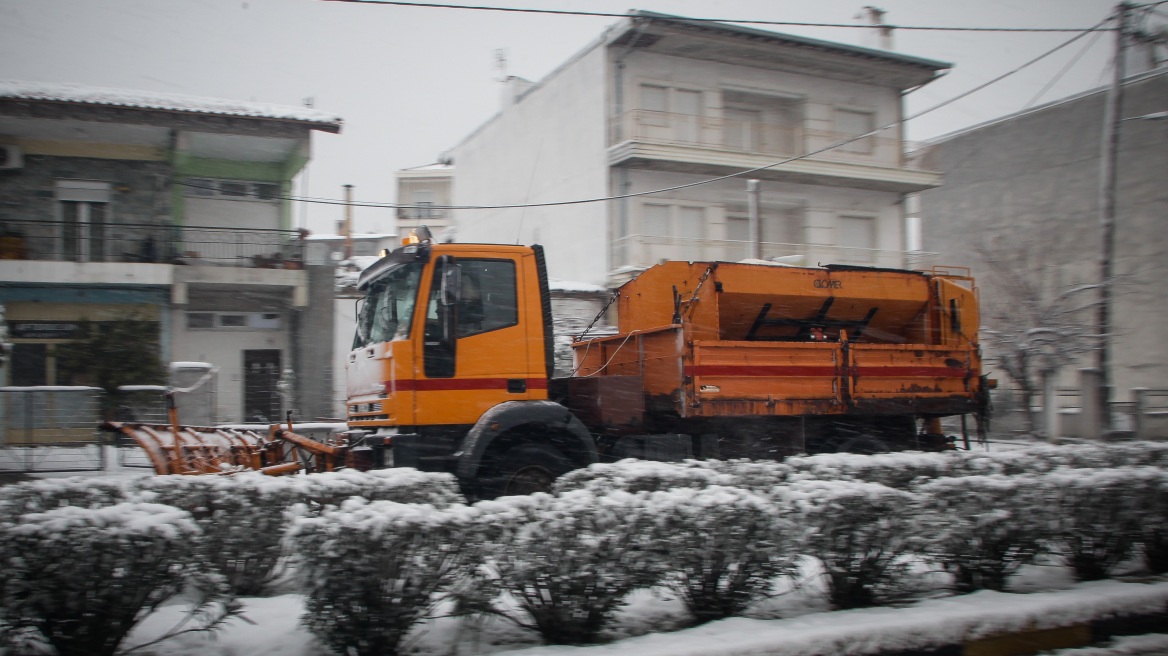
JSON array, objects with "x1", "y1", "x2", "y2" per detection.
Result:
[
  {"x1": 449, "y1": 45, "x2": 612, "y2": 286},
  {"x1": 917, "y1": 70, "x2": 1168, "y2": 396},
  {"x1": 296, "y1": 263, "x2": 335, "y2": 421}
]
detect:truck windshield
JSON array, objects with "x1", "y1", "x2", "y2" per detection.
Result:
[{"x1": 353, "y1": 262, "x2": 423, "y2": 349}]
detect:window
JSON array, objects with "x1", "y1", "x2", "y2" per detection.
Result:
[
  {"x1": 432, "y1": 259, "x2": 518, "y2": 338},
  {"x1": 186, "y1": 311, "x2": 282, "y2": 331},
  {"x1": 641, "y1": 84, "x2": 669, "y2": 126},
  {"x1": 353, "y1": 263, "x2": 423, "y2": 348},
  {"x1": 724, "y1": 107, "x2": 763, "y2": 152},
  {"x1": 183, "y1": 178, "x2": 281, "y2": 202},
  {"x1": 643, "y1": 204, "x2": 670, "y2": 237},
  {"x1": 640, "y1": 203, "x2": 706, "y2": 261},
  {"x1": 835, "y1": 108, "x2": 876, "y2": 154},
  {"x1": 56, "y1": 180, "x2": 111, "y2": 263},
  {"x1": 187, "y1": 312, "x2": 214, "y2": 329}
]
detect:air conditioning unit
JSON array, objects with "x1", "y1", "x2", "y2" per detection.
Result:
[{"x1": 0, "y1": 145, "x2": 23, "y2": 170}]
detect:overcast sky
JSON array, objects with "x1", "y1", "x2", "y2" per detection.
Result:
[{"x1": 0, "y1": 0, "x2": 1138, "y2": 235}]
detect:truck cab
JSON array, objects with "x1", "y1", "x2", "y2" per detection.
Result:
[{"x1": 345, "y1": 235, "x2": 597, "y2": 497}]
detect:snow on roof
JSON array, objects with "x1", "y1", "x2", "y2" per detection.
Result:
[
  {"x1": 549, "y1": 279, "x2": 607, "y2": 293},
  {"x1": 0, "y1": 80, "x2": 343, "y2": 131}
]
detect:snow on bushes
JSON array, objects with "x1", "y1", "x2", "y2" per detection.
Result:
[
  {"x1": 786, "y1": 451, "x2": 959, "y2": 489},
  {"x1": 916, "y1": 474, "x2": 1052, "y2": 592},
  {"x1": 290, "y1": 498, "x2": 475, "y2": 656},
  {"x1": 0, "y1": 475, "x2": 130, "y2": 520},
  {"x1": 132, "y1": 473, "x2": 296, "y2": 596},
  {"x1": 463, "y1": 490, "x2": 660, "y2": 645},
  {"x1": 785, "y1": 479, "x2": 924, "y2": 609},
  {"x1": 644, "y1": 485, "x2": 798, "y2": 625},
  {"x1": 553, "y1": 458, "x2": 736, "y2": 494},
  {"x1": 0, "y1": 503, "x2": 231, "y2": 656},
  {"x1": 1039, "y1": 467, "x2": 1160, "y2": 581},
  {"x1": 288, "y1": 467, "x2": 466, "y2": 510}
]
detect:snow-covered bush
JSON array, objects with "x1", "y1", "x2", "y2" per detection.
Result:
[
  {"x1": 645, "y1": 485, "x2": 797, "y2": 625},
  {"x1": 1132, "y1": 468, "x2": 1168, "y2": 573},
  {"x1": 1040, "y1": 467, "x2": 1156, "y2": 581},
  {"x1": 786, "y1": 451, "x2": 958, "y2": 489},
  {"x1": 132, "y1": 473, "x2": 295, "y2": 596},
  {"x1": 915, "y1": 474, "x2": 1052, "y2": 592},
  {"x1": 463, "y1": 490, "x2": 659, "y2": 644},
  {"x1": 289, "y1": 467, "x2": 466, "y2": 510},
  {"x1": 700, "y1": 458, "x2": 793, "y2": 493},
  {"x1": 291, "y1": 499, "x2": 475, "y2": 656},
  {"x1": 0, "y1": 476, "x2": 129, "y2": 520},
  {"x1": 553, "y1": 458, "x2": 735, "y2": 494},
  {"x1": 785, "y1": 480, "x2": 924, "y2": 609},
  {"x1": 0, "y1": 502, "x2": 231, "y2": 656}
]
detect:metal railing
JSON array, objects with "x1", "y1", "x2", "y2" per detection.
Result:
[
  {"x1": 0, "y1": 220, "x2": 306, "y2": 269},
  {"x1": 611, "y1": 234, "x2": 937, "y2": 270},
  {"x1": 610, "y1": 110, "x2": 930, "y2": 171},
  {"x1": 0, "y1": 386, "x2": 106, "y2": 472}
]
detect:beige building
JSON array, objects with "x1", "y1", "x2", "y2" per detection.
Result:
[{"x1": 395, "y1": 163, "x2": 454, "y2": 243}]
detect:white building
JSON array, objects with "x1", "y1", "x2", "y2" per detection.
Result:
[
  {"x1": 444, "y1": 11, "x2": 949, "y2": 287},
  {"x1": 394, "y1": 163, "x2": 454, "y2": 243}
]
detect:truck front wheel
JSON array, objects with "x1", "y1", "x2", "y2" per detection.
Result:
[{"x1": 493, "y1": 443, "x2": 572, "y2": 497}]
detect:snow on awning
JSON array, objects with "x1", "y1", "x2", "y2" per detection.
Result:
[{"x1": 0, "y1": 80, "x2": 343, "y2": 132}]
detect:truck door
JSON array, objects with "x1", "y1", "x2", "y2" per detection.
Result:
[{"x1": 416, "y1": 255, "x2": 536, "y2": 427}]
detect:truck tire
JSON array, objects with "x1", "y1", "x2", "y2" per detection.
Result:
[{"x1": 493, "y1": 443, "x2": 572, "y2": 497}]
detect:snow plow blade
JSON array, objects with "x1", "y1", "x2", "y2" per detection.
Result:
[{"x1": 101, "y1": 420, "x2": 351, "y2": 476}]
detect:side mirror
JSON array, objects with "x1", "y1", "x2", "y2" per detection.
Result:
[{"x1": 440, "y1": 258, "x2": 461, "y2": 306}]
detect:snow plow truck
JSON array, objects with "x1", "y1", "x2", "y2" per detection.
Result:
[{"x1": 105, "y1": 230, "x2": 991, "y2": 499}]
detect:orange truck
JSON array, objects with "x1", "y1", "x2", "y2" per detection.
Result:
[
  {"x1": 108, "y1": 232, "x2": 990, "y2": 498},
  {"x1": 337, "y1": 234, "x2": 989, "y2": 498}
]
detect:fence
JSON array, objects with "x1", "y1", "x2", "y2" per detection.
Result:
[
  {"x1": 0, "y1": 220, "x2": 305, "y2": 269},
  {"x1": 0, "y1": 387, "x2": 106, "y2": 472},
  {"x1": 1051, "y1": 386, "x2": 1168, "y2": 440}
]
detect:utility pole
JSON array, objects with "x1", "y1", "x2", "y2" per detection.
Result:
[
  {"x1": 747, "y1": 179, "x2": 761, "y2": 260},
  {"x1": 343, "y1": 184, "x2": 354, "y2": 260},
  {"x1": 1096, "y1": 2, "x2": 1130, "y2": 431}
]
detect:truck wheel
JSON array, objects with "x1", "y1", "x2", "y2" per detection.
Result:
[{"x1": 494, "y1": 443, "x2": 572, "y2": 497}]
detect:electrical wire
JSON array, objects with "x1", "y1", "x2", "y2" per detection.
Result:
[
  {"x1": 321, "y1": 0, "x2": 1107, "y2": 33},
  {"x1": 181, "y1": 10, "x2": 1115, "y2": 212},
  {"x1": 1023, "y1": 22, "x2": 1107, "y2": 109}
]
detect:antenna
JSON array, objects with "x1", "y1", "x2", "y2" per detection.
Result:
[{"x1": 494, "y1": 48, "x2": 508, "y2": 81}]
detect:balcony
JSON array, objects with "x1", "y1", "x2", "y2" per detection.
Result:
[
  {"x1": 610, "y1": 234, "x2": 936, "y2": 285},
  {"x1": 0, "y1": 220, "x2": 308, "y2": 303},
  {"x1": 608, "y1": 110, "x2": 942, "y2": 193}
]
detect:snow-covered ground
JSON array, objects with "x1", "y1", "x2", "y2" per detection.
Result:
[{"x1": 124, "y1": 562, "x2": 1167, "y2": 656}]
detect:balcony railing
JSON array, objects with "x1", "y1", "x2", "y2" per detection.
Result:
[
  {"x1": 611, "y1": 234, "x2": 937, "y2": 272},
  {"x1": 611, "y1": 110, "x2": 925, "y2": 170},
  {"x1": 0, "y1": 220, "x2": 305, "y2": 269}
]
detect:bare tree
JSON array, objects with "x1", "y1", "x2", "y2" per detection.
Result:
[{"x1": 976, "y1": 246, "x2": 1099, "y2": 434}]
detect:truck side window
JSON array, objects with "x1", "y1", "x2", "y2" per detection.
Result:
[{"x1": 456, "y1": 259, "x2": 518, "y2": 337}]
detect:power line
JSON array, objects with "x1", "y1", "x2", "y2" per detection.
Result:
[
  {"x1": 200, "y1": 10, "x2": 1114, "y2": 213},
  {"x1": 322, "y1": 0, "x2": 1110, "y2": 33}
]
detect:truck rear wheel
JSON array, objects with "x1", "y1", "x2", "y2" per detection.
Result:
[{"x1": 494, "y1": 443, "x2": 572, "y2": 497}]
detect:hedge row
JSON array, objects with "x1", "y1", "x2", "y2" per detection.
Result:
[{"x1": 2, "y1": 442, "x2": 1167, "y2": 655}]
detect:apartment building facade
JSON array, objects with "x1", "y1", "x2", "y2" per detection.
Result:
[
  {"x1": 0, "y1": 81, "x2": 341, "y2": 422},
  {"x1": 446, "y1": 11, "x2": 949, "y2": 287},
  {"x1": 395, "y1": 163, "x2": 454, "y2": 243}
]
